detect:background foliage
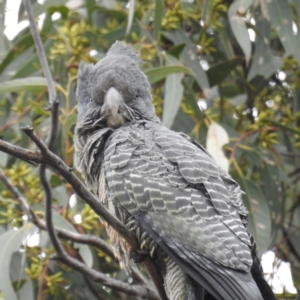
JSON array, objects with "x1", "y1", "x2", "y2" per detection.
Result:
[{"x1": 0, "y1": 0, "x2": 300, "y2": 299}]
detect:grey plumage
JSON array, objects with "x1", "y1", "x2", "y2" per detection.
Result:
[{"x1": 74, "y1": 41, "x2": 275, "y2": 300}]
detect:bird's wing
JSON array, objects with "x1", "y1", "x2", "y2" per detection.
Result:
[{"x1": 103, "y1": 121, "x2": 263, "y2": 300}]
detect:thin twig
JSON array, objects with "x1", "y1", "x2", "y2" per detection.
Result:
[
  {"x1": 0, "y1": 167, "x2": 158, "y2": 299},
  {"x1": 11, "y1": 129, "x2": 140, "y2": 250},
  {"x1": 22, "y1": 0, "x2": 57, "y2": 106},
  {"x1": 0, "y1": 168, "x2": 115, "y2": 259},
  {"x1": 0, "y1": 135, "x2": 161, "y2": 298},
  {"x1": 83, "y1": 276, "x2": 107, "y2": 300},
  {"x1": 52, "y1": 253, "x2": 158, "y2": 299},
  {"x1": 229, "y1": 126, "x2": 279, "y2": 162},
  {"x1": 37, "y1": 261, "x2": 49, "y2": 300}
]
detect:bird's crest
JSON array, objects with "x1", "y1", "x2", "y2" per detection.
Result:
[{"x1": 106, "y1": 41, "x2": 140, "y2": 64}]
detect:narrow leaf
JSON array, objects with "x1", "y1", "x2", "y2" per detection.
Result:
[
  {"x1": 162, "y1": 30, "x2": 210, "y2": 95},
  {"x1": 126, "y1": 0, "x2": 135, "y2": 36},
  {"x1": 206, "y1": 122, "x2": 229, "y2": 172},
  {"x1": 163, "y1": 73, "x2": 183, "y2": 128},
  {"x1": 262, "y1": 119, "x2": 300, "y2": 135},
  {"x1": 0, "y1": 225, "x2": 34, "y2": 300},
  {"x1": 261, "y1": 161, "x2": 280, "y2": 217},
  {"x1": 265, "y1": 0, "x2": 300, "y2": 65},
  {"x1": 228, "y1": 0, "x2": 253, "y2": 64},
  {"x1": 146, "y1": 65, "x2": 194, "y2": 84},
  {"x1": 62, "y1": 114, "x2": 77, "y2": 141},
  {"x1": 0, "y1": 77, "x2": 62, "y2": 94},
  {"x1": 247, "y1": 13, "x2": 283, "y2": 80},
  {"x1": 207, "y1": 58, "x2": 244, "y2": 86},
  {"x1": 153, "y1": 0, "x2": 164, "y2": 39},
  {"x1": 240, "y1": 179, "x2": 271, "y2": 255},
  {"x1": 52, "y1": 212, "x2": 93, "y2": 267}
]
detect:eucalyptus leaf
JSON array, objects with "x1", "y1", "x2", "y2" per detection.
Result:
[
  {"x1": 247, "y1": 15, "x2": 283, "y2": 81},
  {"x1": 146, "y1": 65, "x2": 194, "y2": 84},
  {"x1": 62, "y1": 113, "x2": 77, "y2": 141},
  {"x1": 126, "y1": 0, "x2": 135, "y2": 36},
  {"x1": 162, "y1": 30, "x2": 210, "y2": 96},
  {"x1": 265, "y1": 0, "x2": 300, "y2": 65},
  {"x1": 153, "y1": 0, "x2": 164, "y2": 39},
  {"x1": 52, "y1": 212, "x2": 93, "y2": 267},
  {"x1": 207, "y1": 58, "x2": 244, "y2": 86},
  {"x1": 0, "y1": 77, "x2": 62, "y2": 94},
  {"x1": 0, "y1": 224, "x2": 34, "y2": 300},
  {"x1": 18, "y1": 280, "x2": 34, "y2": 300},
  {"x1": 261, "y1": 161, "x2": 280, "y2": 216},
  {"x1": 162, "y1": 73, "x2": 183, "y2": 128},
  {"x1": 240, "y1": 179, "x2": 271, "y2": 255},
  {"x1": 228, "y1": 0, "x2": 253, "y2": 64}
]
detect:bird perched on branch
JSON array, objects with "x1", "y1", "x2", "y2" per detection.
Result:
[{"x1": 74, "y1": 41, "x2": 275, "y2": 300}]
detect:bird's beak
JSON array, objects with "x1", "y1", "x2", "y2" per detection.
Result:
[{"x1": 101, "y1": 87, "x2": 126, "y2": 128}]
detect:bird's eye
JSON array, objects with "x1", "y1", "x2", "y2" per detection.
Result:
[{"x1": 135, "y1": 93, "x2": 139, "y2": 98}]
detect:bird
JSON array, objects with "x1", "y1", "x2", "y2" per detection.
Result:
[{"x1": 74, "y1": 41, "x2": 276, "y2": 300}]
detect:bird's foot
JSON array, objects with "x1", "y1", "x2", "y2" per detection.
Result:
[{"x1": 129, "y1": 249, "x2": 148, "y2": 263}]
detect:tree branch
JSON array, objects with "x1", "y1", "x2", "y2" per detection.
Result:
[
  {"x1": 15, "y1": 128, "x2": 140, "y2": 250},
  {"x1": 0, "y1": 168, "x2": 115, "y2": 259},
  {"x1": 22, "y1": 0, "x2": 57, "y2": 108},
  {"x1": 52, "y1": 253, "x2": 158, "y2": 299},
  {"x1": 0, "y1": 162, "x2": 158, "y2": 299},
  {"x1": 1, "y1": 134, "x2": 162, "y2": 297}
]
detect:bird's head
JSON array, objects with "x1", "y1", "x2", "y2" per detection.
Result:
[{"x1": 75, "y1": 41, "x2": 158, "y2": 137}]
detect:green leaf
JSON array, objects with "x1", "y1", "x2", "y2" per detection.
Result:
[
  {"x1": 153, "y1": 0, "x2": 164, "y2": 39},
  {"x1": 0, "y1": 77, "x2": 62, "y2": 94},
  {"x1": 182, "y1": 79, "x2": 203, "y2": 120},
  {"x1": 96, "y1": 6, "x2": 127, "y2": 19},
  {"x1": 0, "y1": 3, "x2": 9, "y2": 60},
  {"x1": 228, "y1": 0, "x2": 253, "y2": 64},
  {"x1": 262, "y1": 119, "x2": 300, "y2": 135},
  {"x1": 52, "y1": 212, "x2": 93, "y2": 267},
  {"x1": 103, "y1": 24, "x2": 139, "y2": 43},
  {"x1": 0, "y1": 224, "x2": 34, "y2": 300},
  {"x1": 162, "y1": 30, "x2": 210, "y2": 95},
  {"x1": 0, "y1": 34, "x2": 34, "y2": 76},
  {"x1": 261, "y1": 161, "x2": 280, "y2": 216},
  {"x1": 167, "y1": 44, "x2": 185, "y2": 59},
  {"x1": 146, "y1": 65, "x2": 194, "y2": 84},
  {"x1": 229, "y1": 94, "x2": 247, "y2": 106},
  {"x1": 171, "y1": 107, "x2": 196, "y2": 136},
  {"x1": 52, "y1": 186, "x2": 69, "y2": 206},
  {"x1": 207, "y1": 57, "x2": 244, "y2": 86},
  {"x1": 62, "y1": 114, "x2": 77, "y2": 141},
  {"x1": 32, "y1": 0, "x2": 68, "y2": 17},
  {"x1": 240, "y1": 179, "x2": 271, "y2": 255},
  {"x1": 18, "y1": 280, "x2": 34, "y2": 300},
  {"x1": 247, "y1": 15, "x2": 283, "y2": 81},
  {"x1": 201, "y1": 0, "x2": 214, "y2": 25},
  {"x1": 126, "y1": 0, "x2": 135, "y2": 36},
  {"x1": 163, "y1": 73, "x2": 184, "y2": 128},
  {"x1": 266, "y1": 0, "x2": 300, "y2": 65}
]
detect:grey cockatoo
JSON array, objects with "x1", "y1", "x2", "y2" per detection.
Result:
[{"x1": 74, "y1": 41, "x2": 275, "y2": 300}]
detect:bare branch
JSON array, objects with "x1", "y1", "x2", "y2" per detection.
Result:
[
  {"x1": 52, "y1": 253, "x2": 159, "y2": 299},
  {"x1": 22, "y1": 0, "x2": 57, "y2": 107},
  {"x1": 40, "y1": 163, "x2": 65, "y2": 255},
  {"x1": 0, "y1": 137, "x2": 165, "y2": 298},
  {"x1": 0, "y1": 162, "x2": 158, "y2": 299},
  {"x1": 0, "y1": 139, "x2": 43, "y2": 165},
  {"x1": 17, "y1": 129, "x2": 141, "y2": 250},
  {"x1": 0, "y1": 168, "x2": 115, "y2": 259}
]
